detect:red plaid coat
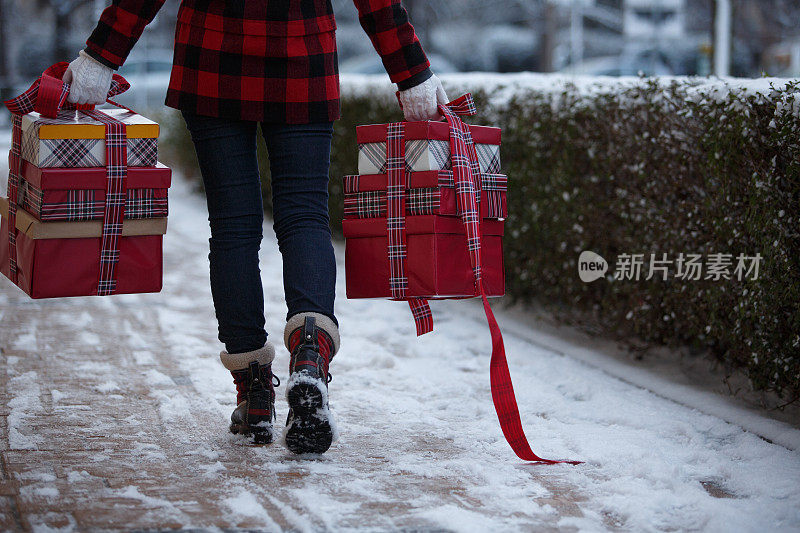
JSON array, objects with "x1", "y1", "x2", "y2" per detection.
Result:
[{"x1": 85, "y1": 0, "x2": 431, "y2": 123}]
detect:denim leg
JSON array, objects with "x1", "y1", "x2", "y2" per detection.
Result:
[
  {"x1": 181, "y1": 111, "x2": 268, "y2": 354},
  {"x1": 262, "y1": 122, "x2": 338, "y2": 326}
]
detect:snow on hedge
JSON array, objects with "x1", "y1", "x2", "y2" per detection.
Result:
[{"x1": 341, "y1": 72, "x2": 800, "y2": 115}]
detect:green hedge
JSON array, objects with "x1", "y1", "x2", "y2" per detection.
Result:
[{"x1": 161, "y1": 75, "x2": 800, "y2": 399}]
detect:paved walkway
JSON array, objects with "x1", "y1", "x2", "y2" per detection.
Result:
[{"x1": 1, "y1": 172, "x2": 799, "y2": 532}]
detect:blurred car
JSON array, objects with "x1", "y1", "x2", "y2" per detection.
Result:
[
  {"x1": 564, "y1": 47, "x2": 688, "y2": 77},
  {"x1": 763, "y1": 40, "x2": 800, "y2": 78}
]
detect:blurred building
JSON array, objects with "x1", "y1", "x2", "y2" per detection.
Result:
[
  {"x1": 623, "y1": 0, "x2": 685, "y2": 39},
  {"x1": 565, "y1": 0, "x2": 697, "y2": 76}
]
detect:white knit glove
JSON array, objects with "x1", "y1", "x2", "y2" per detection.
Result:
[
  {"x1": 398, "y1": 74, "x2": 448, "y2": 122},
  {"x1": 63, "y1": 50, "x2": 114, "y2": 105}
]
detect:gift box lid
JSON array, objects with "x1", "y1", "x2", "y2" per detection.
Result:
[
  {"x1": 19, "y1": 158, "x2": 171, "y2": 190},
  {"x1": 356, "y1": 120, "x2": 500, "y2": 145},
  {"x1": 21, "y1": 108, "x2": 159, "y2": 140},
  {"x1": 342, "y1": 215, "x2": 504, "y2": 238},
  {"x1": 0, "y1": 197, "x2": 167, "y2": 239}
]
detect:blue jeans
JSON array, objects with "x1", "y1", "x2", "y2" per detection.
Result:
[{"x1": 182, "y1": 111, "x2": 337, "y2": 355}]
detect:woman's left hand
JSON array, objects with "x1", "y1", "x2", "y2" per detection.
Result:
[{"x1": 398, "y1": 74, "x2": 448, "y2": 122}]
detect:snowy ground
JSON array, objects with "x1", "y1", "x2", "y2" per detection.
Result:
[{"x1": 1, "y1": 156, "x2": 800, "y2": 531}]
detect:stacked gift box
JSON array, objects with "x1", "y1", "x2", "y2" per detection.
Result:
[
  {"x1": 342, "y1": 120, "x2": 507, "y2": 299},
  {"x1": 1, "y1": 107, "x2": 171, "y2": 298}
]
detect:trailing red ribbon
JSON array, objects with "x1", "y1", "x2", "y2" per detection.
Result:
[
  {"x1": 392, "y1": 93, "x2": 581, "y2": 464},
  {"x1": 3, "y1": 63, "x2": 132, "y2": 295}
]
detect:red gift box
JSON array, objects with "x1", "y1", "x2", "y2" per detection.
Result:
[
  {"x1": 345, "y1": 118, "x2": 506, "y2": 301},
  {"x1": 0, "y1": 198, "x2": 165, "y2": 298},
  {"x1": 17, "y1": 158, "x2": 171, "y2": 221},
  {"x1": 343, "y1": 215, "x2": 504, "y2": 299},
  {"x1": 3, "y1": 63, "x2": 173, "y2": 299}
]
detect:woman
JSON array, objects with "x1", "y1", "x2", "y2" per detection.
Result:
[{"x1": 64, "y1": 0, "x2": 447, "y2": 453}]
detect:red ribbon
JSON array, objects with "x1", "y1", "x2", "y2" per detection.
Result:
[
  {"x1": 3, "y1": 63, "x2": 132, "y2": 295},
  {"x1": 392, "y1": 93, "x2": 581, "y2": 464}
]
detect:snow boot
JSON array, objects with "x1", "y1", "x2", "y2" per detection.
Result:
[
  {"x1": 220, "y1": 344, "x2": 279, "y2": 444},
  {"x1": 283, "y1": 313, "x2": 340, "y2": 454}
]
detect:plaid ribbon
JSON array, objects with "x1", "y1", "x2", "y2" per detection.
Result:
[
  {"x1": 437, "y1": 94, "x2": 580, "y2": 465},
  {"x1": 385, "y1": 122, "x2": 434, "y2": 335},
  {"x1": 82, "y1": 109, "x2": 127, "y2": 295},
  {"x1": 6, "y1": 115, "x2": 24, "y2": 282},
  {"x1": 3, "y1": 63, "x2": 132, "y2": 295},
  {"x1": 343, "y1": 173, "x2": 506, "y2": 219},
  {"x1": 345, "y1": 187, "x2": 441, "y2": 218},
  {"x1": 19, "y1": 183, "x2": 167, "y2": 222}
]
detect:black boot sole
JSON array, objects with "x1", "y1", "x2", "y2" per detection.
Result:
[
  {"x1": 285, "y1": 381, "x2": 333, "y2": 454},
  {"x1": 230, "y1": 422, "x2": 273, "y2": 445}
]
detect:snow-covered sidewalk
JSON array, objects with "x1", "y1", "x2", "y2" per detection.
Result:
[{"x1": 1, "y1": 173, "x2": 799, "y2": 532}]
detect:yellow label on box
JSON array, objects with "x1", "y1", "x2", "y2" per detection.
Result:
[
  {"x1": 23, "y1": 108, "x2": 160, "y2": 140},
  {"x1": 37, "y1": 123, "x2": 159, "y2": 139}
]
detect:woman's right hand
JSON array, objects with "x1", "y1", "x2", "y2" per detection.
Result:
[
  {"x1": 63, "y1": 51, "x2": 114, "y2": 105},
  {"x1": 398, "y1": 74, "x2": 448, "y2": 122}
]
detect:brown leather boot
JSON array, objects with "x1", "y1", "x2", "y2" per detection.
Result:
[{"x1": 220, "y1": 345, "x2": 279, "y2": 444}]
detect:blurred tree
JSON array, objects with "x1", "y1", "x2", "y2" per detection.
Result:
[
  {"x1": 36, "y1": 0, "x2": 93, "y2": 63},
  {"x1": 403, "y1": 0, "x2": 436, "y2": 51},
  {"x1": 540, "y1": 1, "x2": 557, "y2": 72},
  {"x1": 0, "y1": 0, "x2": 9, "y2": 99}
]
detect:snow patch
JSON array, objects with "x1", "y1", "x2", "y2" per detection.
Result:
[
  {"x1": 13, "y1": 331, "x2": 36, "y2": 350},
  {"x1": 66, "y1": 470, "x2": 94, "y2": 484},
  {"x1": 69, "y1": 311, "x2": 93, "y2": 329},
  {"x1": 94, "y1": 381, "x2": 120, "y2": 393},
  {"x1": 78, "y1": 330, "x2": 101, "y2": 346},
  {"x1": 200, "y1": 461, "x2": 226, "y2": 476},
  {"x1": 8, "y1": 371, "x2": 43, "y2": 450},
  {"x1": 31, "y1": 486, "x2": 59, "y2": 498},
  {"x1": 16, "y1": 471, "x2": 57, "y2": 483},
  {"x1": 133, "y1": 350, "x2": 156, "y2": 365},
  {"x1": 144, "y1": 369, "x2": 174, "y2": 386},
  {"x1": 223, "y1": 489, "x2": 280, "y2": 529},
  {"x1": 153, "y1": 390, "x2": 191, "y2": 421},
  {"x1": 50, "y1": 389, "x2": 65, "y2": 403}
]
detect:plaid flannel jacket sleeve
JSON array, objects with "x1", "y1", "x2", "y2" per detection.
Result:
[
  {"x1": 84, "y1": 0, "x2": 167, "y2": 69},
  {"x1": 353, "y1": 0, "x2": 432, "y2": 90}
]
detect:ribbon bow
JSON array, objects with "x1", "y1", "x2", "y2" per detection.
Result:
[
  {"x1": 437, "y1": 93, "x2": 477, "y2": 117},
  {"x1": 4, "y1": 61, "x2": 130, "y2": 118}
]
